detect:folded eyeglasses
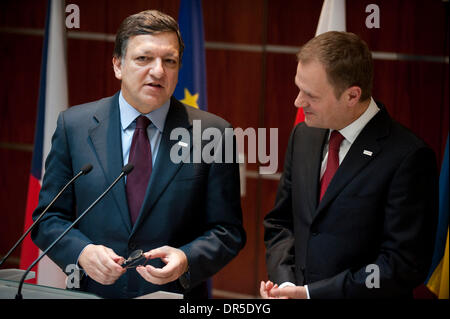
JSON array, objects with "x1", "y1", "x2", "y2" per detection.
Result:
[{"x1": 122, "y1": 249, "x2": 150, "y2": 269}]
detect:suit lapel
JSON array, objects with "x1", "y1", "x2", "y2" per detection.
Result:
[
  {"x1": 296, "y1": 127, "x2": 328, "y2": 219},
  {"x1": 88, "y1": 93, "x2": 132, "y2": 233},
  {"x1": 131, "y1": 98, "x2": 192, "y2": 231},
  {"x1": 315, "y1": 109, "x2": 391, "y2": 219}
]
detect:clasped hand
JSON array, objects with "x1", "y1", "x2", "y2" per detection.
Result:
[{"x1": 260, "y1": 280, "x2": 308, "y2": 299}]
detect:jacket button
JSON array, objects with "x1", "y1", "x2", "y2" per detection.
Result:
[
  {"x1": 311, "y1": 232, "x2": 319, "y2": 236},
  {"x1": 129, "y1": 242, "x2": 136, "y2": 250}
]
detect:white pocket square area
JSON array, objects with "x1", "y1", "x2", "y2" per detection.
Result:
[{"x1": 363, "y1": 150, "x2": 373, "y2": 156}]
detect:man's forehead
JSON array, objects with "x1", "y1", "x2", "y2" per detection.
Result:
[
  {"x1": 127, "y1": 33, "x2": 179, "y2": 52},
  {"x1": 295, "y1": 60, "x2": 330, "y2": 94},
  {"x1": 297, "y1": 60, "x2": 328, "y2": 82},
  {"x1": 297, "y1": 59, "x2": 324, "y2": 71}
]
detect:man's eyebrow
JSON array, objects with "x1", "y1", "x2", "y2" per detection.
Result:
[
  {"x1": 296, "y1": 82, "x2": 316, "y2": 98},
  {"x1": 139, "y1": 49, "x2": 178, "y2": 55},
  {"x1": 138, "y1": 50, "x2": 154, "y2": 55},
  {"x1": 303, "y1": 89, "x2": 316, "y2": 97}
]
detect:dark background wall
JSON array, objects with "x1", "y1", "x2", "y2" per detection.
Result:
[{"x1": 0, "y1": 0, "x2": 448, "y2": 298}]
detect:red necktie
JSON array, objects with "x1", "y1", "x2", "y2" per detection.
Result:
[
  {"x1": 320, "y1": 131, "x2": 345, "y2": 201},
  {"x1": 126, "y1": 115, "x2": 152, "y2": 225}
]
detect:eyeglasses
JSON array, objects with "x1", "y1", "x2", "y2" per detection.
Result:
[{"x1": 122, "y1": 249, "x2": 149, "y2": 269}]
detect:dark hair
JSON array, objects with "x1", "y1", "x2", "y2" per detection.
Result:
[
  {"x1": 297, "y1": 31, "x2": 373, "y2": 101},
  {"x1": 114, "y1": 10, "x2": 185, "y2": 64}
]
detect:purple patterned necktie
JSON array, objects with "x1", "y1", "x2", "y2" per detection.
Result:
[{"x1": 126, "y1": 115, "x2": 152, "y2": 225}]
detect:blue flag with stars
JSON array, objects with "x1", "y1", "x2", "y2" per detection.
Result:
[{"x1": 174, "y1": 0, "x2": 207, "y2": 111}]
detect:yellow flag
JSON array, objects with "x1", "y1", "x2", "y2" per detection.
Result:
[{"x1": 427, "y1": 228, "x2": 449, "y2": 299}]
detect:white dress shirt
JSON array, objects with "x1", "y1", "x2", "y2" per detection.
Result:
[
  {"x1": 320, "y1": 98, "x2": 380, "y2": 178},
  {"x1": 119, "y1": 91, "x2": 170, "y2": 167}
]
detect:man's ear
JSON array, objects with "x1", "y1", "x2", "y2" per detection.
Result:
[
  {"x1": 112, "y1": 56, "x2": 122, "y2": 80},
  {"x1": 345, "y1": 86, "x2": 362, "y2": 106}
]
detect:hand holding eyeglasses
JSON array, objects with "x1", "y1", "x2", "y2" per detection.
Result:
[
  {"x1": 78, "y1": 244, "x2": 126, "y2": 285},
  {"x1": 122, "y1": 249, "x2": 149, "y2": 269},
  {"x1": 135, "y1": 245, "x2": 188, "y2": 285}
]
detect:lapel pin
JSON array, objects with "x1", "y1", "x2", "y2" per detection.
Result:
[
  {"x1": 178, "y1": 141, "x2": 188, "y2": 148},
  {"x1": 363, "y1": 150, "x2": 373, "y2": 156}
]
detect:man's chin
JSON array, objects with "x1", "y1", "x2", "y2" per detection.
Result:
[
  {"x1": 303, "y1": 118, "x2": 324, "y2": 129},
  {"x1": 141, "y1": 96, "x2": 168, "y2": 109},
  {"x1": 303, "y1": 117, "x2": 314, "y2": 127}
]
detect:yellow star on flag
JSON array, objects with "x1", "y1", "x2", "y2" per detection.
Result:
[{"x1": 180, "y1": 88, "x2": 199, "y2": 109}]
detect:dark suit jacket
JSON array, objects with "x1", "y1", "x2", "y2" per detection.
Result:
[
  {"x1": 264, "y1": 105, "x2": 438, "y2": 298},
  {"x1": 31, "y1": 93, "x2": 246, "y2": 298}
]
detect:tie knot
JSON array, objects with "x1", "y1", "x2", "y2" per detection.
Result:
[
  {"x1": 329, "y1": 130, "x2": 344, "y2": 151},
  {"x1": 136, "y1": 115, "x2": 151, "y2": 130}
]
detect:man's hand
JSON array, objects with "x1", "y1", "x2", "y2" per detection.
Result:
[
  {"x1": 260, "y1": 280, "x2": 279, "y2": 299},
  {"x1": 270, "y1": 285, "x2": 308, "y2": 299},
  {"x1": 136, "y1": 245, "x2": 188, "y2": 285},
  {"x1": 260, "y1": 281, "x2": 308, "y2": 299},
  {"x1": 78, "y1": 244, "x2": 126, "y2": 285}
]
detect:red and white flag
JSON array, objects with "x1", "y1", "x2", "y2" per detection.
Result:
[
  {"x1": 294, "y1": 0, "x2": 346, "y2": 126},
  {"x1": 20, "y1": 0, "x2": 68, "y2": 288}
]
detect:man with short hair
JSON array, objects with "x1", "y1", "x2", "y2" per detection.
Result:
[
  {"x1": 261, "y1": 31, "x2": 438, "y2": 298},
  {"x1": 32, "y1": 10, "x2": 245, "y2": 299}
]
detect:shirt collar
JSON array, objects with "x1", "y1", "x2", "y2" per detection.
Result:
[
  {"x1": 335, "y1": 97, "x2": 380, "y2": 144},
  {"x1": 119, "y1": 91, "x2": 170, "y2": 133}
]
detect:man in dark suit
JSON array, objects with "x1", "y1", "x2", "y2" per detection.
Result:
[
  {"x1": 31, "y1": 10, "x2": 245, "y2": 299},
  {"x1": 261, "y1": 31, "x2": 438, "y2": 298}
]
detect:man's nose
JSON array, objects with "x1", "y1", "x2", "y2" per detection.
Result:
[
  {"x1": 294, "y1": 91, "x2": 308, "y2": 108},
  {"x1": 149, "y1": 58, "x2": 164, "y2": 78}
]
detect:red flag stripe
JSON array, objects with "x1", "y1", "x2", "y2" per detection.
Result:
[
  {"x1": 19, "y1": 175, "x2": 41, "y2": 283},
  {"x1": 294, "y1": 108, "x2": 305, "y2": 126}
]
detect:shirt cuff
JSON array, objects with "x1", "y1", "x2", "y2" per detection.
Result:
[
  {"x1": 304, "y1": 284, "x2": 311, "y2": 299},
  {"x1": 278, "y1": 281, "x2": 296, "y2": 288},
  {"x1": 278, "y1": 282, "x2": 311, "y2": 299}
]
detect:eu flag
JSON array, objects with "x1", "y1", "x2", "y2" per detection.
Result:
[{"x1": 174, "y1": 0, "x2": 207, "y2": 111}]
